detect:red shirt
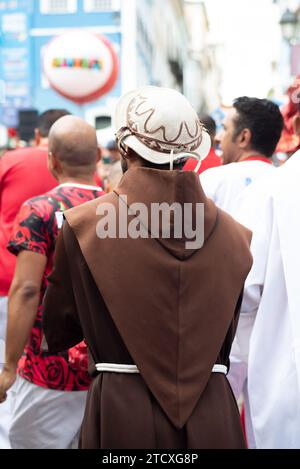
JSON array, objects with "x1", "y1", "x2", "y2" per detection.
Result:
[
  {"x1": 8, "y1": 183, "x2": 104, "y2": 391},
  {"x1": 184, "y1": 148, "x2": 222, "y2": 175},
  {"x1": 0, "y1": 147, "x2": 57, "y2": 296}
]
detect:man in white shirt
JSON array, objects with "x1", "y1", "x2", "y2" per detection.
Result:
[
  {"x1": 236, "y1": 144, "x2": 300, "y2": 448},
  {"x1": 200, "y1": 97, "x2": 283, "y2": 217},
  {"x1": 200, "y1": 96, "x2": 284, "y2": 448}
]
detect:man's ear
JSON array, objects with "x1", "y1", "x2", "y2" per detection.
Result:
[
  {"x1": 292, "y1": 115, "x2": 300, "y2": 136},
  {"x1": 126, "y1": 147, "x2": 136, "y2": 160},
  {"x1": 96, "y1": 146, "x2": 102, "y2": 163},
  {"x1": 47, "y1": 152, "x2": 53, "y2": 173},
  {"x1": 48, "y1": 152, "x2": 61, "y2": 174},
  {"x1": 48, "y1": 152, "x2": 55, "y2": 172},
  {"x1": 238, "y1": 128, "x2": 252, "y2": 149},
  {"x1": 35, "y1": 129, "x2": 41, "y2": 146}
]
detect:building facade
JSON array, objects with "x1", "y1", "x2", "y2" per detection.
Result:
[
  {"x1": 184, "y1": 0, "x2": 221, "y2": 112},
  {"x1": 0, "y1": 0, "x2": 191, "y2": 133},
  {"x1": 274, "y1": 0, "x2": 300, "y2": 95}
]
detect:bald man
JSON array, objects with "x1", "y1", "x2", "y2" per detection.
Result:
[{"x1": 0, "y1": 116, "x2": 104, "y2": 449}]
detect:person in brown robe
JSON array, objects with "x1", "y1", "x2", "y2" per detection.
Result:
[{"x1": 42, "y1": 87, "x2": 253, "y2": 449}]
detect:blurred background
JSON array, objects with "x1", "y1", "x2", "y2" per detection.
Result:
[{"x1": 0, "y1": 0, "x2": 299, "y2": 149}]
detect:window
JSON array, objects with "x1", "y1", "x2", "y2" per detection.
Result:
[
  {"x1": 40, "y1": 0, "x2": 78, "y2": 14},
  {"x1": 95, "y1": 115, "x2": 112, "y2": 131},
  {"x1": 83, "y1": 0, "x2": 120, "y2": 12}
]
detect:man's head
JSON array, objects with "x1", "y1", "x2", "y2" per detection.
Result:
[
  {"x1": 218, "y1": 97, "x2": 284, "y2": 165},
  {"x1": 114, "y1": 86, "x2": 211, "y2": 173},
  {"x1": 198, "y1": 113, "x2": 217, "y2": 147},
  {"x1": 35, "y1": 109, "x2": 70, "y2": 146},
  {"x1": 106, "y1": 140, "x2": 121, "y2": 163},
  {"x1": 48, "y1": 116, "x2": 100, "y2": 181}
]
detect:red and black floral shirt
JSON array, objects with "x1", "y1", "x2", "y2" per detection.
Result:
[{"x1": 8, "y1": 183, "x2": 104, "y2": 392}]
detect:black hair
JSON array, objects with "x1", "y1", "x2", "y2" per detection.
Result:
[
  {"x1": 122, "y1": 148, "x2": 188, "y2": 173},
  {"x1": 140, "y1": 157, "x2": 188, "y2": 171},
  {"x1": 198, "y1": 113, "x2": 217, "y2": 140},
  {"x1": 233, "y1": 97, "x2": 284, "y2": 157},
  {"x1": 38, "y1": 109, "x2": 71, "y2": 138}
]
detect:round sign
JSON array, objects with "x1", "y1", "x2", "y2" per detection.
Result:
[{"x1": 44, "y1": 31, "x2": 119, "y2": 104}]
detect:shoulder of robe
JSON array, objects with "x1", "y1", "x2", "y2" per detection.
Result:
[{"x1": 64, "y1": 192, "x2": 117, "y2": 232}]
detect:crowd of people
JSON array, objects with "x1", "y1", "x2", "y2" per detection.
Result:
[{"x1": 0, "y1": 84, "x2": 299, "y2": 449}]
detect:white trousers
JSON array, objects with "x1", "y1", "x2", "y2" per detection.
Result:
[
  {"x1": 9, "y1": 376, "x2": 88, "y2": 449},
  {"x1": 0, "y1": 296, "x2": 12, "y2": 449},
  {"x1": 0, "y1": 296, "x2": 7, "y2": 368},
  {"x1": 228, "y1": 360, "x2": 256, "y2": 449}
]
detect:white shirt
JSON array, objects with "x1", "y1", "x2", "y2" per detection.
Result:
[
  {"x1": 200, "y1": 157, "x2": 276, "y2": 449},
  {"x1": 200, "y1": 159, "x2": 275, "y2": 218},
  {"x1": 235, "y1": 151, "x2": 300, "y2": 448}
]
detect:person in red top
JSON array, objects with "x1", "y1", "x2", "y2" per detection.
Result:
[
  {"x1": 184, "y1": 113, "x2": 222, "y2": 174},
  {"x1": 0, "y1": 109, "x2": 69, "y2": 449},
  {"x1": 0, "y1": 116, "x2": 104, "y2": 449},
  {"x1": 0, "y1": 110, "x2": 70, "y2": 299}
]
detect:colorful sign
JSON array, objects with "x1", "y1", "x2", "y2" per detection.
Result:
[{"x1": 43, "y1": 31, "x2": 119, "y2": 104}]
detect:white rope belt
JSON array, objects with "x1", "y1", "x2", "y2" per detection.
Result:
[
  {"x1": 95, "y1": 363, "x2": 227, "y2": 375},
  {"x1": 96, "y1": 363, "x2": 140, "y2": 374}
]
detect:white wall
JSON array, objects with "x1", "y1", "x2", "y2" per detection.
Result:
[
  {"x1": 204, "y1": 0, "x2": 281, "y2": 103},
  {"x1": 121, "y1": 0, "x2": 188, "y2": 91},
  {"x1": 184, "y1": 0, "x2": 221, "y2": 112},
  {"x1": 121, "y1": 0, "x2": 138, "y2": 93}
]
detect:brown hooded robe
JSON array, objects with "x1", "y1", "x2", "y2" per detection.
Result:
[{"x1": 43, "y1": 168, "x2": 252, "y2": 449}]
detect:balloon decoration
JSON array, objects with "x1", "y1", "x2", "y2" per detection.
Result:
[{"x1": 43, "y1": 31, "x2": 119, "y2": 104}]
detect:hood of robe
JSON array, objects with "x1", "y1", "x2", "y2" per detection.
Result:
[
  {"x1": 65, "y1": 167, "x2": 252, "y2": 429},
  {"x1": 114, "y1": 167, "x2": 218, "y2": 260}
]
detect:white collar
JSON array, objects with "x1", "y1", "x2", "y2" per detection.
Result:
[{"x1": 57, "y1": 182, "x2": 103, "y2": 191}]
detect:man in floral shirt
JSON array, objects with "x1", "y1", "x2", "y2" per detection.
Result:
[{"x1": 0, "y1": 116, "x2": 104, "y2": 449}]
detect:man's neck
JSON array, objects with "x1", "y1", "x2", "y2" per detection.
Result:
[
  {"x1": 36, "y1": 138, "x2": 48, "y2": 148},
  {"x1": 57, "y1": 176, "x2": 98, "y2": 187},
  {"x1": 237, "y1": 151, "x2": 267, "y2": 163}
]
